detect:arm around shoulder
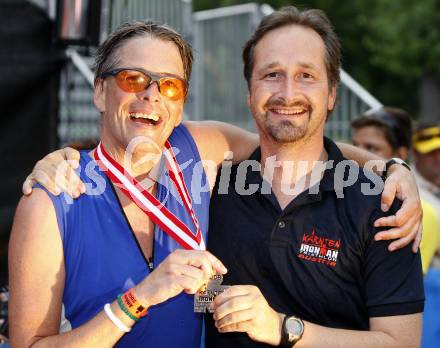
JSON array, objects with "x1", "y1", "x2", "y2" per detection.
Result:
[
  {"x1": 184, "y1": 120, "x2": 259, "y2": 165},
  {"x1": 336, "y1": 142, "x2": 385, "y2": 169}
]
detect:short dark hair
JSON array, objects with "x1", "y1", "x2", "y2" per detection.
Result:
[
  {"x1": 94, "y1": 20, "x2": 193, "y2": 86},
  {"x1": 242, "y1": 6, "x2": 341, "y2": 89},
  {"x1": 351, "y1": 107, "x2": 413, "y2": 150}
]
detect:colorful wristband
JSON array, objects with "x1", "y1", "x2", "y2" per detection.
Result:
[
  {"x1": 117, "y1": 294, "x2": 139, "y2": 321},
  {"x1": 121, "y1": 289, "x2": 149, "y2": 319}
]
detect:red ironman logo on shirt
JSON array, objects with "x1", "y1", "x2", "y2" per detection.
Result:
[{"x1": 297, "y1": 229, "x2": 341, "y2": 267}]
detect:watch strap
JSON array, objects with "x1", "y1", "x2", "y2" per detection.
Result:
[{"x1": 384, "y1": 157, "x2": 411, "y2": 178}]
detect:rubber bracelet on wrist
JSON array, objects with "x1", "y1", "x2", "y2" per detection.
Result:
[
  {"x1": 104, "y1": 303, "x2": 131, "y2": 332},
  {"x1": 121, "y1": 289, "x2": 148, "y2": 319},
  {"x1": 117, "y1": 294, "x2": 140, "y2": 321}
]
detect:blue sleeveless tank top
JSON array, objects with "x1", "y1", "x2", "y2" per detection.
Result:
[{"x1": 41, "y1": 124, "x2": 209, "y2": 347}]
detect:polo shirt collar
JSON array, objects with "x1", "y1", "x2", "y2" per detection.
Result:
[
  {"x1": 319, "y1": 137, "x2": 347, "y2": 195},
  {"x1": 245, "y1": 137, "x2": 347, "y2": 198}
]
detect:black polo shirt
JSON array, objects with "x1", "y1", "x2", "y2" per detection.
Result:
[{"x1": 205, "y1": 137, "x2": 424, "y2": 348}]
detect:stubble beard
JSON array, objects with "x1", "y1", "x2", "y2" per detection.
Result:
[{"x1": 263, "y1": 112, "x2": 310, "y2": 144}]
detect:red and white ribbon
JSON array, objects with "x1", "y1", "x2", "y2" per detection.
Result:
[{"x1": 94, "y1": 142, "x2": 205, "y2": 251}]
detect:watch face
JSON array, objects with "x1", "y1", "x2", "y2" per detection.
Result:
[{"x1": 286, "y1": 317, "x2": 303, "y2": 337}]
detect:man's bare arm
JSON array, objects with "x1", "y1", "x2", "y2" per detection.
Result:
[
  {"x1": 184, "y1": 120, "x2": 259, "y2": 165},
  {"x1": 21, "y1": 121, "x2": 259, "y2": 196},
  {"x1": 337, "y1": 142, "x2": 385, "y2": 169},
  {"x1": 20, "y1": 126, "x2": 421, "y2": 252},
  {"x1": 184, "y1": 120, "x2": 259, "y2": 192},
  {"x1": 9, "y1": 190, "x2": 129, "y2": 347}
]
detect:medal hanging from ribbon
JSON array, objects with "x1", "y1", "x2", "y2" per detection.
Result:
[{"x1": 94, "y1": 142, "x2": 205, "y2": 251}]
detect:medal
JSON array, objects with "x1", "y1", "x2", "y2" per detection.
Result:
[{"x1": 194, "y1": 274, "x2": 230, "y2": 313}]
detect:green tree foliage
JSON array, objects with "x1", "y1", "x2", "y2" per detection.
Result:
[{"x1": 363, "y1": 0, "x2": 440, "y2": 77}]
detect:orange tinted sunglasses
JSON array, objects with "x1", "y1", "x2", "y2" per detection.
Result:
[{"x1": 101, "y1": 68, "x2": 188, "y2": 101}]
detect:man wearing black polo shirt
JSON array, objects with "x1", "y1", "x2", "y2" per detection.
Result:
[{"x1": 206, "y1": 6, "x2": 423, "y2": 348}]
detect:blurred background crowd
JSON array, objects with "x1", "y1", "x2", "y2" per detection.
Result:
[{"x1": 0, "y1": 0, "x2": 439, "y2": 346}]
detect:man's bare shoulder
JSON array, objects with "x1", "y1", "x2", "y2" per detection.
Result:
[
  {"x1": 12, "y1": 189, "x2": 59, "y2": 240},
  {"x1": 17, "y1": 188, "x2": 54, "y2": 214}
]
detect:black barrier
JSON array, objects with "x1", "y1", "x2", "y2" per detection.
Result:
[{"x1": 0, "y1": 0, "x2": 64, "y2": 283}]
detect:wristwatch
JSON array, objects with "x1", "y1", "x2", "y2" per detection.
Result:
[
  {"x1": 384, "y1": 157, "x2": 411, "y2": 178},
  {"x1": 280, "y1": 315, "x2": 304, "y2": 347}
]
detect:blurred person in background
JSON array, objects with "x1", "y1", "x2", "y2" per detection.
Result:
[
  {"x1": 413, "y1": 122, "x2": 440, "y2": 252},
  {"x1": 352, "y1": 107, "x2": 411, "y2": 159},
  {"x1": 412, "y1": 122, "x2": 440, "y2": 348},
  {"x1": 352, "y1": 107, "x2": 440, "y2": 273},
  {"x1": 413, "y1": 123, "x2": 440, "y2": 192}
]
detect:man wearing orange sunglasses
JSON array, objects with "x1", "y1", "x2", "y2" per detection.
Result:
[
  {"x1": 100, "y1": 68, "x2": 188, "y2": 101},
  {"x1": 10, "y1": 18, "x2": 423, "y2": 348},
  {"x1": 9, "y1": 21, "x2": 232, "y2": 348}
]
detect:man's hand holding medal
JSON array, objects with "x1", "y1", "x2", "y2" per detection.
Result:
[
  {"x1": 134, "y1": 250, "x2": 227, "y2": 309},
  {"x1": 194, "y1": 278, "x2": 282, "y2": 346}
]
